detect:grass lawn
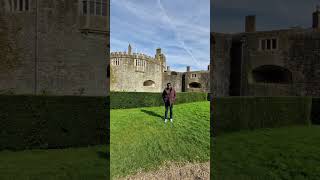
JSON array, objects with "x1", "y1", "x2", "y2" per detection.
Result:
[
  {"x1": 0, "y1": 145, "x2": 108, "y2": 180},
  {"x1": 110, "y1": 101, "x2": 210, "y2": 179},
  {"x1": 212, "y1": 125, "x2": 320, "y2": 180}
]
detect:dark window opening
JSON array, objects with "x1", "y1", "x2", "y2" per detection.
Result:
[
  {"x1": 25, "y1": 0, "x2": 29, "y2": 10},
  {"x1": 266, "y1": 39, "x2": 271, "y2": 49},
  {"x1": 272, "y1": 39, "x2": 277, "y2": 49},
  {"x1": 19, "y1": 0, "x2": 23, "y2": 11},
  {"x1": 189, "y1": 82, "x2": 202, "y2": 88},
  {"x1": 261, "y1": 39, "x2": 266, "y2": 50},
  {"x1": 143, "y1": 80, "x2": 155, "y2": 87},
  {"x1": 252, "y1": 65, "x2": 292, "y2": 84},
  {"x1": 82, "y1": 1, "x2": 87, "y2": 15}
]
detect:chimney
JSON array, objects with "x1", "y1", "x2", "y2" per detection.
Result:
[
  {"x1": 313, "y1": 6, "x2": 320, "y2": 29},
  {"x1": 245, "y1": 15, "x2": 256, "y2": 32},
  {"x1": 187, "y1": 66, "x2": 190, "y2": 72},
  {"x1": 167, "y1": 66, "x2": 170, "y2": 71}
]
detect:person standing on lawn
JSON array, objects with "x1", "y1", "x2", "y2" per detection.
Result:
[{"x1": 162, "y1": 83, "x2": 176, "y2": 123}]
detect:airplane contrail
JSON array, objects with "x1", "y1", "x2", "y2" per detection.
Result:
[{"x1": 157, "y1": 0, "x2": 201, "y2": 68}]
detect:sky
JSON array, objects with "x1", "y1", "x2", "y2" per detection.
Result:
[
  {"x1": 212, "y1": 0, "x2": 320, "y2": 33},
  {"x1": 110, "y1": 0, "x2": 210, "y2": 72}
]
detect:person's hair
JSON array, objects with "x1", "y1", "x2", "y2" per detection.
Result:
[{"x1": 167, "y1": 83, "x2": 171, "y2": 86}]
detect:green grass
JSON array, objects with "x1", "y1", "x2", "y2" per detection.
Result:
[
  {"x1": 110, "y1": 101, "x2": 210, "y2": 179},
  {"x1": 212, "y1": 126, "x2": 320, "y2": 180},
  {"x1": 0, "y1": 145, "x2": 109, "y2": 180}
]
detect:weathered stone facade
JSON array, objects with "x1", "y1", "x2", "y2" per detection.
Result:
[
  {"x1": 0, "y1": 0, "x2": 109, "y2": 96},
  {"x1": 111, "y1": 44, "x2": 210, "y2": 92},
  {"x1": 211, "y1": 8, "x2": 320, "y2": 97}
]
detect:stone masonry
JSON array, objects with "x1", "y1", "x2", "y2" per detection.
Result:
[
  {"x1": 211, "y1": 7, "x2": 320, "y2": 97},
  {"x1": 0, "y1": 0, "x2": 109, "y2": 96}
]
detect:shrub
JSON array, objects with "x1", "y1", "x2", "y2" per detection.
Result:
[
  {"x1": 212, "y1": 97, "x2": 312, "y2": 135},
  {"x1": 0, "y1": 95, "x2": 109, "y2": 150},
  {"x1": 110, "y1": 92, "x2": 208, "y2": 109}
]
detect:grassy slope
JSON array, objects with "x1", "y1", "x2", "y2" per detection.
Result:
[
  {"x1": 110, "y1": 101, "x2": 210, "y2": 179},
  {"x1": 0, "y1": 145, "x2": 108, "y2": 180},
  {"x1": 212, "y1": 126, "x2": 320, "y2": 180}
]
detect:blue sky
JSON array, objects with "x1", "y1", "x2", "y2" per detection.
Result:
[
  {"x1": 212, "y1": 0, "x2": 320, "y2": 33},
  {"x1": 110, "y1": 0, "x2": 210, "y2": 72}
]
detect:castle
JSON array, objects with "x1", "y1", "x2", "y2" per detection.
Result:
[
  {"x1": 110, "y1": 44, "x2": 210, "y2": 92},
  {"x1": 211, "y1": 7, "x2": 320, "y2": 97},
  {"x1": 0, "y1": 0, "x2": 109, "y2": 96}
]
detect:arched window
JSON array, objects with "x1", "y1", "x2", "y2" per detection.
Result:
[
  {"x1": 189, "y1": 82, "x2": 202, "y2": 88},
  {"x1": 252, "y1": 65, "x2": 292, "y2": 84},
  {"x1": 143, "y1": 80, "x2": 155, "y2": 87}
]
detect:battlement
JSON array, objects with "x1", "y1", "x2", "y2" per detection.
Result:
[{"x1": 111, "y1": 51, "x2": 156, "y2": 61}]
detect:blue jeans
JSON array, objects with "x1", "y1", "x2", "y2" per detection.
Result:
[{"x1": 164, "y1": 101, "x2": 173, "y2": 119}]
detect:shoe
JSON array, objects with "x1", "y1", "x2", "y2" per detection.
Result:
[
  {"x1": 164, "y1": 119, "x2": 168, "y2": 123},
  {"x1": 170, "y1": 119, "x2": 173, "y2": 123}
]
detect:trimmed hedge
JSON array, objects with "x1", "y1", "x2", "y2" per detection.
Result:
[
  {"x1": 110, "y1": 92, "x2": 208, "y2": 109},
  {"x1": 311, "y1": 97, "x2": 320, "y2": 124},
  {"x1": 0, "y1": 95, "x2": 109, "y2": 150},
  {"x1": 212, "y1": 97, "x2": 312, "y2": 135}
]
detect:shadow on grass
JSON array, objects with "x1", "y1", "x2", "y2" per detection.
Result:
[{"x1": 141, "y1": 109, "x2": 163, "y2": 119}]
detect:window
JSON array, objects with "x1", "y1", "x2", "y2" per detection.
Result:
[
  {"x1": 10, "y1": 0, "x2": 30, "y2": 12},
  {"x1": 112, "y1": 58, "x2": 121, "y2": 66},
  {"x1": 82, "y1": 0, "x2": 107, "y2": 16},
  {"x1": 260, "y1": 38, "x2": 278, "y2": 51},
  {"x1": 272, "y1": 39, "x2": 277, "y2": 49},
  {"x1": 134, "y1": 59, "x2": 146, "y2": 72},
  {"x1": 191, "y1": 74, "x2": 197, "y2": 78}
]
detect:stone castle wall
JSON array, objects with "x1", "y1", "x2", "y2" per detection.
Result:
[
  {"x1": 212, "y1": 16, "x2": 320, "y2": 96},
  {"x1": 111, "y1": 47, "x2": 210, "y2": 93},
  {"x1": 110, "y1": 50, "x2": 165, "y2": 92},
  {"x1": 0, "y1": 0, "x2": 109, "y2": 96},
  {"x1": 211, "y1": 33, "x2": 232, "y2": 96}
]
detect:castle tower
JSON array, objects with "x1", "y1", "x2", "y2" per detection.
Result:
[
  {"x1": 245, "y1": 15, "x2": 256, "y2": 32},
  {"x1": 155, "y1": 48, "x2": 166, "y2": 69},
  {"x1": 313, "y1": 5, "x2": 320, "y2": 29},
  {"x1": 128, "y1": 44, "x2": 132, "y2": 55}
]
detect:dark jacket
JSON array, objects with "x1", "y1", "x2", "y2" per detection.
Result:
[{"x1": 162, "y1": 88, "x2": 176, "y2": 105}]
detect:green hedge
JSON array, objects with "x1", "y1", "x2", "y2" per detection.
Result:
[
  {"x1": 0, "y1": 95, "x2": 109, "y2": 150},
  {"x1": 311, "y1": 97, "x2": 320, "y2": 124},
  {"x1": 212, "y1": 97, "x2": 312, "y2": 135},
  {"x1": 110, "y1": 92, "x2": 209, "y2": 109}
]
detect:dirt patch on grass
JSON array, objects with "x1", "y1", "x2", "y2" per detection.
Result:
[{"x1": 117, "y1": 162, "x2": 209, "y2": 180}]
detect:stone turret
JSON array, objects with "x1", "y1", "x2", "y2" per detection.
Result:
[
  {"x1": 128, "y1": 44, "x2": 132, "y2": 55},
  {"x1": 313, "y1": 5, "x2": 320, "y2": 29}
]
